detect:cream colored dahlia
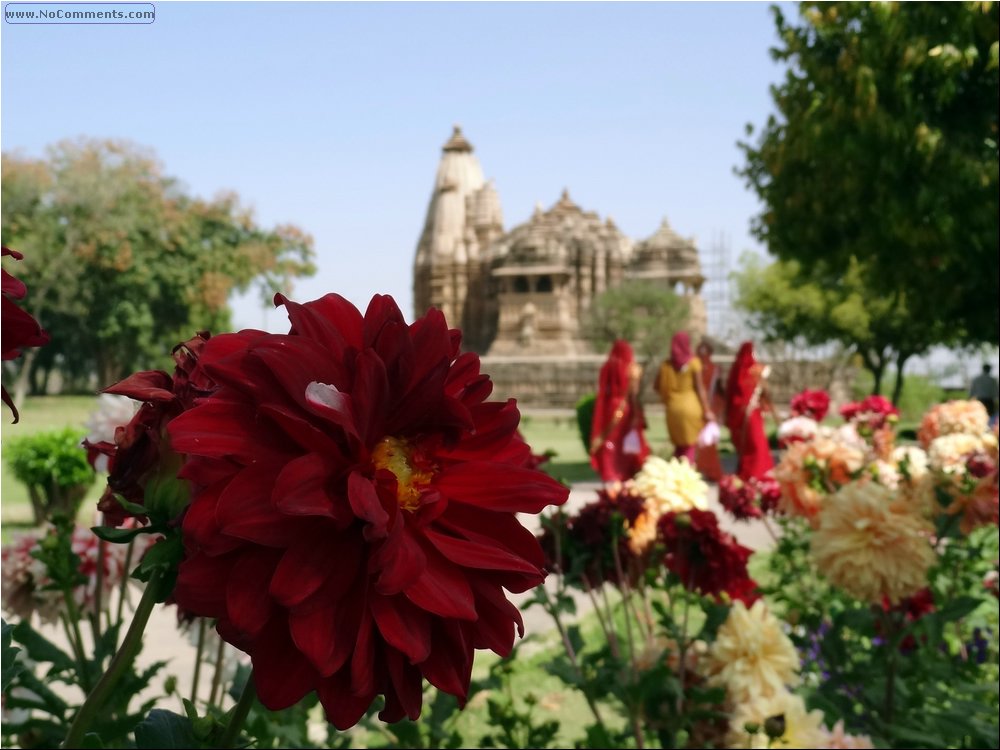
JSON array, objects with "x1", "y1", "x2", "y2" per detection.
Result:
[
  {"x1": 893, "y1": 445, "x2": 929, "y2": 482},
  {"x1": 630, "y1": 456, "x2": 709, "y2": 514},
  {"x1": 918, "y1": 400, "x2": 989, "y2": 447},
  {"x1": 726, "y1": 690, "x2": 827, "y2": 749},
  {"x1": 928, "y1": 433, "x2": 988, "y2": 474},
  {"x1": 819, "y1": 720, "x2": 876, "y2": 749},
  {"x1": 811, "y1": 481, "x2": 935, "y2": 604},
  {"x1": 704, "y1": 600, "x2": 800, "y2": 706}
]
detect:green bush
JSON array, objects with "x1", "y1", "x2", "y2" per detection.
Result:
[
  {"x1": 5, "y1": 428, "x2": 95, "y2": 524},
  {"x1": 575, "y1": 393, "x2": 596, "y2": 454}
]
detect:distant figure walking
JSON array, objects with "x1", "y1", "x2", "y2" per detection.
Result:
[
  {"x1": 725, "y1": 341, "x2": 774, "y2": 481},
  {"x1": 655, "y1": 331, "x2": 714, "y2": 464},
  {"x1": 590, "y1": 340, "x2": 650, "y2": 488},
  {"x1": 970, "y1": 364, "x2": 999, "y2": 421},
  {"x1": 694, "y1": 340, "x2": 724, "y2": 482}
]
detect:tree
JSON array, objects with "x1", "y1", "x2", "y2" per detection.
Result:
[
  {"x1": 1, "y1": 139, "x2": 316, "y2": 401},
  {"x1": 738, "y1": 2, "x2": 999, "y2": 389},
  {"x1": 584, "y1": 281, "x2": 690, "y2": 374},
  {"x1": 733, "y1": 253, "x2": 949, "y2": 403}
]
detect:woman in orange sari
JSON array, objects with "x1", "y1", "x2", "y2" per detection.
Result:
[
  {"x1": 725, "y1": 341, "x2": 774, "y2": 480},
  {"x1": 694, "y1": 340, "x2": 724, "y2": 481},
  {"x1": 590, "y1": 340, "x2": 650, "y2": 486}
]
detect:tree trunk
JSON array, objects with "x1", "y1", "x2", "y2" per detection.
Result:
[
  {"x1": 11, "y1": 347, "x2": 41, "y2": 413},
  {"x1": 891, "y1": 353, "x2": 911, "y2": 406}
]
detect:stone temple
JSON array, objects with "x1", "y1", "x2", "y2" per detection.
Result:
[{"x1": 413, "y1": 126, "x2": 707, "y2": 360}]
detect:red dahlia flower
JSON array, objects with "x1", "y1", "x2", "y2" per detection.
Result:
[
  {"x1": 840, "y1": 395, "x2": 899, "y2": 432},
  {"x1": 168, "y1": 294, "x2": 568, "y2": 728},
  {"x1": 538, "y1": 488, "x2": 646, "y2": 587},
  {"x1": 2, "y1": 247, "x2": 50, "y2": 423},
  {"x1": 87, "y1": 332, "x2": 212, "y2": 526},
  {"x1": 790, "y1": 389, "x2": 830, "y2": 422},
  {"x1": 657, "y1": 509, "x2": 755, "y2": 599}
]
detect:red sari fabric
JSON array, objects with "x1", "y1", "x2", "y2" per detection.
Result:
[
  {"x1": 725, "y1": 342, "x2": 773, "y2": 481},
  {"x1": 590, "y1": 340, "x2": 650, "y2": 482}
]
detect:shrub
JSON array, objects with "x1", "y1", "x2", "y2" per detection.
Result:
[{"x1": 5, "y1": 428, "x2": 95, "y2": 524}]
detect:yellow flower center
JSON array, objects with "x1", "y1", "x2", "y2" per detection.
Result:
[{"x1": 371, "y1": 436, "x2": 433, "y2": 511}]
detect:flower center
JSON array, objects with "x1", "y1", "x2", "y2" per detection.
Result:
[{"x1": 371, "y1": 436, "x2": 434, "y2": 511}]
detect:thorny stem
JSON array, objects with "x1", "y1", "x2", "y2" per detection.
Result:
[{"x1": 63, "y1": 570, "x2": 163, "y2": 749}]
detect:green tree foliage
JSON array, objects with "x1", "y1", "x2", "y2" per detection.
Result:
[
  {"x1": 584, "y1": 281, "x2": 690, "y2": 368},
  {"x1": 1, "y1": 139, "x2": 316, "y2": 396},
  {"x1": 738, "y1": 2, "x2": 999, "y2": 389},
  {"x1": 733, "y1": 253, "x2": 948, "y2": 402}
]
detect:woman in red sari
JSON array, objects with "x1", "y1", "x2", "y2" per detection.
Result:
[
  {"x1": 725, "y1": 341, "x2": 774, "y2": 480},
  {"x1": 590, "y1": 340, "x2": 650, "y2": 487}
]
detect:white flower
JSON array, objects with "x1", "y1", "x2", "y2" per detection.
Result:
[
  {"x1": 928, "y1": 433, "x2": 987, "y2": 473},
  {"x1": 84, "y1": 394, "x2": 138, "y2": 472},
  {"x1": 629, "y1": 456, "x2": 709, "y2": 514},
  {"x1": 778, "y1": 416, "x2": 819, "y2": 445}
]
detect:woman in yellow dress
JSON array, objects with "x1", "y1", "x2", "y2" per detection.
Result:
[{"x1": 655, "y1": 331, "x2": 714, "y2": 463}]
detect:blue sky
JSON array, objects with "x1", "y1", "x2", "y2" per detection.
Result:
[{"x1": 2, "y1": 1, "x2": 789, "y2": 332}]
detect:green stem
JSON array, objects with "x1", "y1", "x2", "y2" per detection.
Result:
[
  {"x1": 113, "y1": 540, "x2": 136, "y2": 645},
  {"x1": 90, "y1": 538, "x2": 106, "y2": 647},
  {"x1": 214, "y1": 672, "x2": 256, "y2": 749},
  {"x1": 61, "y1": 592, "x2": 93, "y2": 692},
  {"x1": 208, "y1": 634, "x2": 227, "y2": 707},
  {"x1": 62, "y1": 570, "x2": 162, "y2": 749},
  {"x1": 60, "y1": 612, "x2": 92, "y2": 694},
  {"x1": 190, "y1": 618, "x2": 208, "y2": 705}
]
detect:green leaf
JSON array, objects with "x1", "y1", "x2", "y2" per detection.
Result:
[
  {"x1": 81, "y1": 733, "x2": 106, "y2": 749},
  {"x1": 113, "y1": 493, "x2": 151, "y2": 516},
  {"x1": 2, "y1": 619, "x2": 25, "y2": 692},
  {"x1": 12, "y1": 621, "x2": 76, "y2": 673},
  {"x1": 935, "y1": 596, "x2": 980, "y2": 623},
  {"x1": 91, "y1": 525, "x2": 157, "y2": 544},
  {"x1": 133, "y1": 709, "x2": 201, "y2": 749}
]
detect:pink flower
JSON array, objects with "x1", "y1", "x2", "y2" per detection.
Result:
[{"x1": 790, "y1": 389, "x2": 830, "y2": 421}]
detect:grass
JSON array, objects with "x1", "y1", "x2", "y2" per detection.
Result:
[
  {"x1": 1, "y1": 395, "x2": 102, "y2": 535},
  {"x1": 519, "y1": 407, "x2": 676, "y2": 485}
]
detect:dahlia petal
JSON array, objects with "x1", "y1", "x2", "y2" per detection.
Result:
[
  {"x1": 172, "y1": 550, "x2": 235, "y2": 619},
  {"x1": 252, "y1": 335, "x2": 350, "y2": 406},
  {"x1": 443, "y1": 352, "x2": 481, "y2": 396},
  {"x1": 259, "y1": 403, "x2": 347, "y2": 460},
  {"x1": 420, "y1": 621, "x2": 473, "y2": 702},
  {"x1": 226, "y1": 548, "x2": 280, "y2": 638},
  {"x1": 198, "y1": 331, "x2": 276, "y2": 401},
  {"x1": 350, "y1": 609, "x2": 377, "y2": 696},
  {"x1": 362, "y1": 294, "x2": 407, "y2": 349},
  {"x1": 103, "y1": 370, "x2": 175, "y2": 402},
  {"x1": 317, "y1": 671, "x2": 375, "y2": 731},
  {"x1": 423, "y1": 527, "x2": 542, "y2": 576},
  {"x1": 272, "y1": 453, "x2": 340, "y2": 519},
  {"x1": 351, "y1": 350, "x2": 389, "y2": 445},
  {"x1": 348, "y1": 471, "x2": 389, "y2": 535},
  {"x1": 370, "y1": 517, "x2": 426, "y2": 594},
  {"x1": 216, "y1": 465, "x2": 312, "y2": 547},
  {"x1": 181, "y1": 480, "x2": 240, "y2": 555},
  {"x1": 170, "y1": 402, "x2": 291, "y2": 461},
  {"x1": 470, "y1": 579, "x2": 524, "y2": 656},
  {"x1": 370, "y1": 593, "x2": 432, "y2": 664},
  {"x1": 269, "y1": 529, "x2": 342, "y2": 607},
  {"x1": 251, "y1": 619, "x2": 320, "y2": 711},
  {"x1": 304, "y1": 381, "x2": 360, "y2": 441},
  {"x1": 1, "y1": 266, "x2": 27, "y2": 298},
  {"x1": 404, "y1": 542, "x2": 477, "y2": 621},
  {"x1": 277, "y1": 292, "x2": 363, "y2": 360},
  {"x1": 436, "y1": 462, "x2": 568, "y2": 514},
  {"x1": 438, "y1": 503, "x2": 546, "y2": 570},
  {"x1": 384, "y1": 648, "x2": 423, "y2": 721},
  {"x1": 289, "y1": 602, "x2": 341, "y2": 676}
]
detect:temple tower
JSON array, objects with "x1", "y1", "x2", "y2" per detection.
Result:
[{"x1": 413, "y1": 126, "x2": 502, "y2": 351}]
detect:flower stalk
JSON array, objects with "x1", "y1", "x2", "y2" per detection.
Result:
[{"x1": 63, "y1": 569, "x2": 163, "y2": 749}]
